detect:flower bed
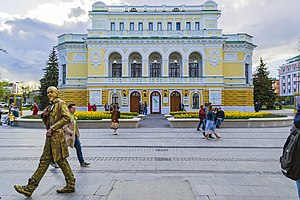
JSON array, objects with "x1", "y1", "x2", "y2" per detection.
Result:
[
  {"x1": 170, "y1": 111, "x2": 287, "y2": 119},
  {"x1": 22, "y1": 111, "x2": 139, "y2": 120}
]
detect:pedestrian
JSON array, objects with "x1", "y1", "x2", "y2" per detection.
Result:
[
  {"x1": 254, "y1": 101, "x2": 260, "y2": 112},
  {"x1": 92, "y1": 104, "x2": 97, "y2": 111},
  {"x1": 87, "y1": 102, "x2": 93, "y2": 111},
  {"x1": 110, "y1": 104, "x2": 120, "y2": 135},
  {"x1": 139, "y1": 101, "x2": 143, "y2": 114},
  {"x1": 197, "y1": 105, "x2": 206, "y2": 135},
  {"x1": 63, "y1": 103, "x2": 90, "y2": 167},
  {"x1": 179, "y1": 103, "x2": 184, "y2": 111},
  {"x1": 14, "y1": 86, "x2": 75, "y2": 197},
  {"x1": 32, "y1": 103, "x2": 39, "y2": 115},
  {"x1": 9, "y1": 113, "x2": 15, "y2": 126},
  {"x1": 204, "y1": 105, "x2": 221, "y2": 139},
  {"x1": 0, "y1": 105, "x2": 3, "y2": 125},
  {"x1": 216, "y1": 107, "x2": 225, "y2": 128},
  {"x1": 143, "y1": 101, "x2": 148, "y2": 115},
  {"x1": 286, "y1": 105, "x2": 300, "y2": 199},
  {"x1": 141, "y1": 102, "x2": 145, "y2": 114},
  {"x1": 13, "y1": 106, "x2": 19, "y2": 118},
  {"x1": 104, "y1": 102, "x2": 109, "y2": 111}
]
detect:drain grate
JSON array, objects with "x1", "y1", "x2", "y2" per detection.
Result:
[
  {"x1": 156, "y1": 149, "x2": 169, "y2": 151},
  {"x1": 0, "y1": 156, "x2": 278, "y2": 162}
]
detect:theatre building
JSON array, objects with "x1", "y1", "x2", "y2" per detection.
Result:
[{"x1": 57, "y1": 0, "x2": 256, "y2": 113}]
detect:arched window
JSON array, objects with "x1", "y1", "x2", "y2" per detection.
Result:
[
  {"x1": 189, "y1": 52, "x2": 202, "y2": 77},
  {"x1": 149, "y1": 52, "x2": 162, "y2": 77},
  {"x1": 112, "y1": 93, "x2": 119, "y2": 106},
  {"x1": 129, "y1": 53, "x2": 142, "y2": 77},
  {"x1": 169, "y1": 53, "x2": 181, "y2": 77},
  {"x1": 192, "y1": 93, "x2": 199, "y2": 109},
  {"x1": 109, "y1": 53, "x2": 122, "y2": 77}
]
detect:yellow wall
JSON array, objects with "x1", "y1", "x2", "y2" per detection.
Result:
[
  {"x1": 223, "y1": 90, "x2": 253, "y2": 106},
  {"x1": 223, "y1": 63, "x2": 244, "y2": 77},
  {"x1": 58, "y1": 89, "x2": 88, "y2": 107}
]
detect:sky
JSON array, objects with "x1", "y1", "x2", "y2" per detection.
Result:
[{"x1": 0, "y1": 0, "x2": 299, "y2": 83}]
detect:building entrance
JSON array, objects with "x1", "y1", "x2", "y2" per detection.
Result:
[
  {"x1": 170, "y1": 91, "x2": 181, "y2": 112},
  {"x1": 150, "y1": 91, "x2": 161, "y2": 114},
  {"x1": 130, "y1": 91, "x2": 140, "y2": 113}
]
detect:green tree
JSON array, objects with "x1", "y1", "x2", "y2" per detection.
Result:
[
  {"x1": 21, "y1": 86, "x2": 31, "y2": 103},
  {"x1": 0, "y1": 81, "x2": 9, "y2": 102},
  {"x1": 253, "y1": 58, "x2": 276, "y2": 109},
  {"x1": 38, "y1": 47, "x2": 59, "y2": 109}
]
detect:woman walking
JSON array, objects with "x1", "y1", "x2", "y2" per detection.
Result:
[
  {"x1": 110, "y1": 104, "x2": 120, "y2": 135},
  {"x1": 205, "y1": 105, "x2": 221, "y2": 139}
]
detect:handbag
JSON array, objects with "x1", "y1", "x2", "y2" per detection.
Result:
[
  {"x1": 65, "y1": 133, "x2": 75, "y2": 148},
  {"x1": 110, "y1": 122, "x2": 118, "y2": 129}
]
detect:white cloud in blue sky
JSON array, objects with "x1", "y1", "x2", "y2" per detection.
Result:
[{"x1": 0, "y1": 0, "x2": 299, "y2": 82}]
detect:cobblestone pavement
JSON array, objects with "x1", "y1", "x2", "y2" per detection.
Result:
[{"x1": 0, "y1": 125, "x2": 297, "y2": 199}]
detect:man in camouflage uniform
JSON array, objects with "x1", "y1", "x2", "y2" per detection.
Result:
[{"x1": 14, "y1": 86, "x2": 75, "y2": 197}]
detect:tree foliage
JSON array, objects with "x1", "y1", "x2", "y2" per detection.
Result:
[
  {"x1": 253, "y1": 58, "x2": 276, "y2": 109},
  {"x1": 0, "y1": 81, "x2": 10, "y2": 102},
  {"x1": 38, "y1": 47, "x2": 59, "y2": 109}
]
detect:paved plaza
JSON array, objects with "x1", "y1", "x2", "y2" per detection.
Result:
[{"x1": 0, "y1": 114, "x2": 298, "y2": 199}]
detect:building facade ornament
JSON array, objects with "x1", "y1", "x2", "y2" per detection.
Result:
[{"x1": 209, "y1": 50, "x2": 221, "y2": 67}]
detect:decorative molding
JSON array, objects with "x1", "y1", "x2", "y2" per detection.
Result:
[
  {"x1": 90, "y1": 51, "x2": 101, "y2": 68},
  {"x1": 209, "y1": 50, "x2": 221, "y2": 67}
]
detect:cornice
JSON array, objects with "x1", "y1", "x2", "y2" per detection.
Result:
[{"x1": 86, "y1": 38, "x2": 226, "y2": 47}]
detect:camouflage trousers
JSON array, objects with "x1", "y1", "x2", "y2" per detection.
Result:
[{"x1": 30, "y1": 136, "x2": 75, "y2": 187}]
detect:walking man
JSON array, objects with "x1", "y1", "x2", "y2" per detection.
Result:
[
  {"x1": 14, "y1": 86, "x2": 75, "y2": 197},
  {"x1": 64, "y1": 103, "x2": 90, "y2": 167}
]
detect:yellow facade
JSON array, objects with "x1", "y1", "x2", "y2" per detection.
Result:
[{"x1": 57, "y1": 1, "x2": 256, "y2": 113}]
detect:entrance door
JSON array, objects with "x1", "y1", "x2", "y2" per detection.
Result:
[
  {"x1": 150, "y1": 91, "x2": 161, "y2": 114},
  {"x1": 170, "y1": 91, "x2": 181, "y2": 112},
  {"x1": 130, "y1": 91, "x2": 140, "y2": 112}
]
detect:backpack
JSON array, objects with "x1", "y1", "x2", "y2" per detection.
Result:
[
  {"x1": 117, "y1": 111, "x2": 120, "y2": 118},
  {"x1": 280, "y1": 128, "x2": 300, "y2": 180}
]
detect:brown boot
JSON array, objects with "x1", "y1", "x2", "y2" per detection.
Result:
[
  {"x1": 57, "y1": 178, "x2": 75, "y2": 193},
  {"x1": 14, "y1": 178, "x2": 38, "y2": 197}
]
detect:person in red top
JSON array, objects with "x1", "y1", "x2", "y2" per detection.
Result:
[
  {"x1": 87, "y1": 103, "x2": 93, "y2": 111},
  {"x1": 32, "y1": 103, "x2": 39, "y2": 115},
  {"x1": 197, "y1": 105, "x2": 206, "y2": 136}
]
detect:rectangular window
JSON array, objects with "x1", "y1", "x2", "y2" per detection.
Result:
[
  {"x1": 111, "y1": 22, "x2": 115, "y2": 31},
  {"x1": 130, "y1": 22, "x2": 134, "y2": 31},
  {"x1": 176, "y1": 22, "x2": 181, "y2": 30},
  {"x1": 138, "y1": 22, "x2": 143, "y2": 31},
  {"x1": 148, "y1": 22, "x2": 153, "y2": 31},
  {"x1": 169, "y1": 63, "x2": 180, "y2": 77},
  {"x1": 119, "y1": 22, "x2": 124, "y2": 31},
  {"x1": 150, "y1": 63, "x2": 161, "y2": 77},
  {"x1": 62, "y1": 64, "x2": 66, "y2": 85},
  {"x1": 167, "y1": 22, "x2": 172, "y2": 31},
  {"x1": 157, "y1": 22, "x2": 162, "y2": 31},
  {"x1": 131, "y1": 63, "x2": 142, "y2": 77},
  {"x1": 195, "y1": 22, "x2": 200, "y2": 30},
  {"x1": 189, "y1": 63, "x2": 199, "y2": 77},
  {"x1": 245, "y1": 64, "x2": 249, "y2": 84},
  {"x1": 186, "y1": 22, "x2": 191, "y2": 30},
  {"x1": 112, "y1": 63, "x2": 122, "y2": 77}
]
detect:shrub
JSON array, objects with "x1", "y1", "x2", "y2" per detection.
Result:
[
  {"x1": 170, "y1": 111, "x2": 287, "y2": 119},
  {"x1": 21, "y1": 111, "x2": 138, "y2": 120}
]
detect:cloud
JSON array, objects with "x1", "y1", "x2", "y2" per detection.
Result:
[
  {"x1": 68, "y1": 7, "x2": 86, "y2": 18},
  {"x1": 0, "y1": 16, "x2": 89, "y2": 82}
]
